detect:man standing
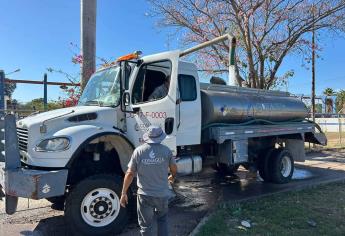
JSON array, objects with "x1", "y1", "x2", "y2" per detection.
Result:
[{"x1": 120, "y1": 125, "x2": 177, "y2": 236}]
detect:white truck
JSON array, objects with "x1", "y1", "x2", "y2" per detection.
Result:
[{"x1": 0, "y1": 35, "x2": 326, "y2": 235}]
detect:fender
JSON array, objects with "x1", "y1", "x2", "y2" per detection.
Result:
[
  {"x1": 66, "y1": 129, "x2": 135, "y2": 169},
  {"x1": 28, "y1": 124, "x2": 134, "y2": 168}
]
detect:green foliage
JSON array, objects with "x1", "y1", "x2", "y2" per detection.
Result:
[
  {"x1": 17, "y1": 98, "x2": 63, "y2": 111},
  {"x1": 270, "y1": 70, "x2": 295, "y2": 89},
  {"x1": 4, "y1": 82, "x2": 16, "y2": 97},
  {"x1": 197, "y1": 209, "x2": 229, "y2": 236},
  {"x1": 323, "y1": 88, "x2": 334, "y2": 96},
  {"x1": 336, "y1": 90, "x2": 345, "y2": 113},
  {"x1": 315, "y1": 104, "x2": 322, "y2": 113}
]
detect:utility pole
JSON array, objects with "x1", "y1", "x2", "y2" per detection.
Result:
[
  {"x1": 81, "y1": 0, "x2": 97, "y2": 90},
  {"x1": 311, "y1": 7, "x2": 316, "y2": 123},
  {"x1": 43, "y1": 73, "x2": 48, "y2": 111}
]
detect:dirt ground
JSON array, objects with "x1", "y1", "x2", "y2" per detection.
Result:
[
  {"x1": 1, "y1": 149, "x2": 345, "y2": 236},
  {"x1": 323, "y1": 132, "x2": 345, "y2": 148}
]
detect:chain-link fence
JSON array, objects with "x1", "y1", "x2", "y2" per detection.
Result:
[
  {"x1": 0, "y1": 109, "x2": 43, "y2": 120},
  {"x1": 315, "y1": 115, "x2": 345, "y2": 148}
]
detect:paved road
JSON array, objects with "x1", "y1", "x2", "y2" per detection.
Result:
[{"x1": 1, "y1": 149, "x2": 345, "y2": 236}]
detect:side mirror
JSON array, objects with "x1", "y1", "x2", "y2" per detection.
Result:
[{"x1": 121, "y1": 92, "x2": 139, "y2": 113}]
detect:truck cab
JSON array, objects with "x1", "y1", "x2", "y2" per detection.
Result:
[{"x1": 1, "y1": 47, "x2": 206, "y2": 235}]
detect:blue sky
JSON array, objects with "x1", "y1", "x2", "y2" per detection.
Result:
[{"x1": 1, "y1": 0, "x2": 345, "y2": 103}]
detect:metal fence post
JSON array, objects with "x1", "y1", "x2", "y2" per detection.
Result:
[
  {"x1": 43, "y1": 73, "x2": 47, "y2": 111},
  {"x1": 0, "y1": 70, "x2": 5, "y2": 113},
  {"x1": 0, "y1": 70, "x2": 5, "y2": 161},
  {"x1": 339, "y1": 108, "x2": 344, "y2": 147}
]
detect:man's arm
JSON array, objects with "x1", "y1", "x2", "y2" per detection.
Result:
[
  {"x1": 120, "y1": 170, "x2": 135, "y2": 207},
  {"x1": 168, "y1": 151, "x2": 177, "y2": 183},
  {"x1": 168, "y1": 163, "x2": 177, "y2": 183},
  {"x1": 120, "y1": 150, "x2": 138, "y2": 207}
]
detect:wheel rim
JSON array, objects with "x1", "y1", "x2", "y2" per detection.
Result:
[
  {"x1": 80, "y1": 188, "x2": 120, "y2": 227},
  {"x1": 280, "y1": 155, "x2": 292, "y2": 178}
]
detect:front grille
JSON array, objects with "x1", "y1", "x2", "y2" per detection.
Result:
[{"x1": 17, "y1": 127, "x2": 28, "y2": 152}]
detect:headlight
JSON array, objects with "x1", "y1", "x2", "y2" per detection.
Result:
[{"x1": 35, "y1": 137, "x2": 70, "y2": 152}]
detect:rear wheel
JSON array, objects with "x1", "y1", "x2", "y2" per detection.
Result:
[
  {"x1": 269, "y1": 149, "x2": 294, "y2": 184},
  {"x1": 65, "y1": 174, "x2": 129, "y2": 236},
  {"x1": 258, "y1": 148, "x2": 275, "y2": 182}
]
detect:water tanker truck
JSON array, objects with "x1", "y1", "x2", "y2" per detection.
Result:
[{"x1": 0, "y1": 35, "x2": 326, "y2": 235}]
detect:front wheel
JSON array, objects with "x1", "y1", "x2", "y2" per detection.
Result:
[
  {"x1": 65, "y1": 174, "x2": 129, "y2": 236},
  {"x1": 46, "y1": 196, "x2": 65, "y2": 211}
]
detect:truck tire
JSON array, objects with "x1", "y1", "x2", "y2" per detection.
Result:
[
  {"x1": 46, "y1": 196, "x2": 65, "y2": 210},
  {"x1": 214, "y1": 162, "x2": 239, "y2": 175},
  {"x1": 269, "y1": 149, "x2": 294, "y2": 184},
  {"x1": 65, "y1": 174, "x2": 129, "y2": 236},
  {"x1": 258, "y1": 148, "x2": 275, "y2": 182},
  {"x1": 46, "y1": 196, "x2": 65, "y2": 205}
]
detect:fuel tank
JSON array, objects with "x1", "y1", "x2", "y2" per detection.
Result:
[{"x1": 200, "y1": 83, "x2": 308, "y2": 126}]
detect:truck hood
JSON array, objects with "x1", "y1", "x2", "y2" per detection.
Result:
[
  {"x1": 17, "y1": 106, "x2": 117, "y2": 133},
  {"x1": 18, "y1": 106, "x2": 92, "y2": 127}
]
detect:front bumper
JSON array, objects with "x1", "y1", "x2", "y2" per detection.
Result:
[
  {"x1": 0, "y1": 162, "x2": 68, "y2": 199},
  {"x1": 0, "y1": 114, "x2": 68, "y2": 214},
  {"x1": 0, "y1": 162, "x2": 68, "y2": 214}
]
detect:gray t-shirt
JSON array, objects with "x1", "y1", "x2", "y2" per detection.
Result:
[{"x1": 128, "y1": 143, "x2": 175, "y2": 197}]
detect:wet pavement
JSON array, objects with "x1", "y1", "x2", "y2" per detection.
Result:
[{"x1": 1, "y1": 149, "x2": 345, "y2": 236}]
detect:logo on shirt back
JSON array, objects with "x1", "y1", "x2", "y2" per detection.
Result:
[
  {"x1": 142, "y1": 150, "x2": 164, "y2": 165},
  {"x1": 149, "y1": 150, "x2": 156, "y2": 159}
]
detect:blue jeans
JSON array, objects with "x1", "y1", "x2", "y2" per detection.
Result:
[{"x1": 137, "y1": 194, "x2": 169, "y2": 236}]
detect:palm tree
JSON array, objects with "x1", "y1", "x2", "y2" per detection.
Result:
[{"x1": 323, "y1": 88, "x2": 334, "y2": 113}]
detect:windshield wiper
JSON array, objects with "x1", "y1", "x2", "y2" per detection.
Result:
[{"x1": 84, "y1": 100, "x2": 104, "y2": 106}]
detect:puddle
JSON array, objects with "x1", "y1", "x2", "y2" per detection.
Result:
[{"x1": 292, "y1": 168, "x2": 313, "y2": 180}]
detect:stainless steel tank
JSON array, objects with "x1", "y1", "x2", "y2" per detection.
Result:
[{"x1": 200, "y1": 83, "x2": 308, "y2": 126}]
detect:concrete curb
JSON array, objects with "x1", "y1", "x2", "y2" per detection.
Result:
[{"x1": 188, "y1": 176, "x2": 345, "y2": 236}]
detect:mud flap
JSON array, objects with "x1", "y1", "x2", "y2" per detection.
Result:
[
  {"x1": 286, "y1": 139, "x2": 305, "y2": 162},
  {"x1": 313, "y1": 133, "x2": 327, "y2": 146},
  {"x1": 305, "y1": 132, "x2": 327, "y2": 146},
  {"x1": 304, "y1": 121, "x2": 327, "y2": 146}
]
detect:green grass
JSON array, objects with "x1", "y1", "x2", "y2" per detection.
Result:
[{"x1": 197, "y1": 182, "x2": 345, "y2": 236}]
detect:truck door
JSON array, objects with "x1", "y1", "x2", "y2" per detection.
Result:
[
  {"x1": 176, "y1": 71, "x2": 202, "y2": 146},
  {"x1": 125, "y1": 51, "x2": 179, "y2": 155}
]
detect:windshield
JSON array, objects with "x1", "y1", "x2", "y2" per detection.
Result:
[{"x1": 78, "y1": 67, "x2": 120, "y2": 107}]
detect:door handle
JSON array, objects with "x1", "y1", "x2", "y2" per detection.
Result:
[{"x1": 132, "y1": 107, "x2": 140, "y2": 113}]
